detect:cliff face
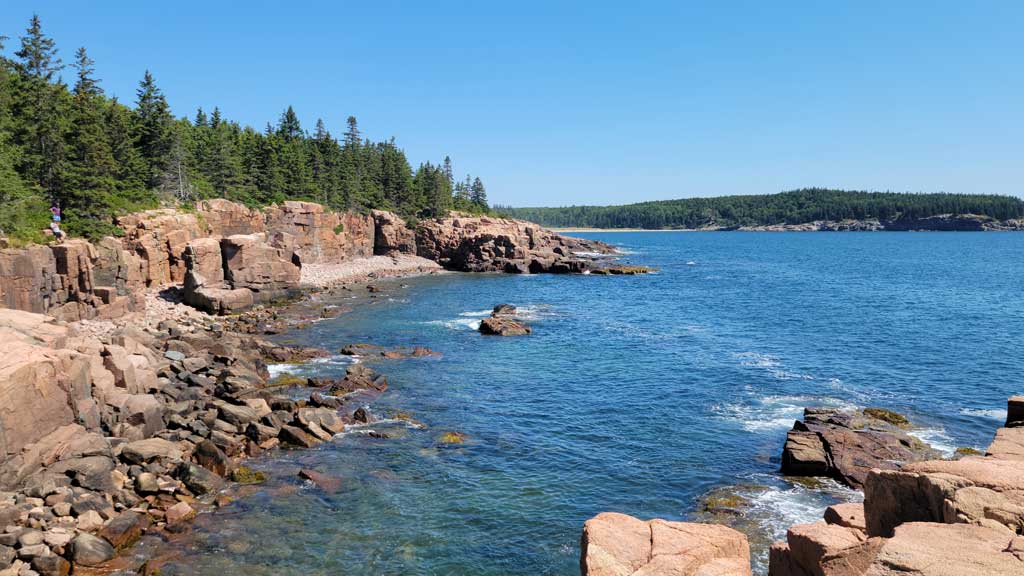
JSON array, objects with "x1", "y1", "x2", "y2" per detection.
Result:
[
  {"x1": 0, "y1": 201, "x2": 604, "y2": 318},
  {"x1": 415, "y1": 212, "x2": 614, "y2": 273}
]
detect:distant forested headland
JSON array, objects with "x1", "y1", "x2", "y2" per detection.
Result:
[
  {"x1": 0, "y1": 15, "x2": 489, "y2": 242},
  {"x1": 499, "y1": 189, "x2": 1024, "y2": 230}
]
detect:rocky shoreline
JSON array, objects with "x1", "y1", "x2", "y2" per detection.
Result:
[
  {"x1": 582, "y1": 400, "x2": 1024, "y2": 575},
  {"x1": 3, "y1": 200, "x2": 1018, "y2": 576},
  {"x1": 0, "y1": 199, "x2": 650, "y2": 575}
]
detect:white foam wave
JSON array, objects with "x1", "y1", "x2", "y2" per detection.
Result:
[
  {"x1": 960, "y1": 407, "x2": 1007, "y2": 420},
  {"x1": 572, "y1": 251, "x2": 609, "y2": 258},
  {"x1": 267, "y1": 355, "x2": 355, "y2": 378},
  {"x1": 686, "y1": 261, "x2": 697, "y2": 266},
  {"x1": 907, "y1": 428, "x2": 957, "y2": 457},
  {"x1": 744, "y1": 479, "x2": 862, "y2": 542},
  {"x1": 735, "y1": 352, "x2": 780, "y2": 369},
  {"x1": 424, "y1": 318, "x2": 482, "y2": 331},
  {"x1": 458, "y1": 309, "x2": 494, "y2": 317},
  {"x1": 715, "y1": 395, "x2": 857, "y2": 433}
]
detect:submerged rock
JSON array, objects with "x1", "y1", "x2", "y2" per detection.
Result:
[{"x1": 298, "y1": 469, "x2": 342, "y2": 493}]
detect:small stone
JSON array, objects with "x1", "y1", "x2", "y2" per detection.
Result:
[
  {"x1": 15, "y1": 544, "x2": 49, "y2": 560},
  {"x1": 68, "y1": 533, "x2": 115, "y2": 566},
  {"x1": 30, "y1": 554, "x2": 69, "y2": 576},
  {"x1": 76, "y1": 511, "x2": 104, "y2": 532},
  {"x1": 163, "y1": 350, "x2": 186, "y2": 362},
  {"x1": 164, "y1": 502, "x2": 195, "y2": 526},
  {"x1": 50, "y1": 504, "x2": 70, "y2": 519},
  {"x1": 174, "y1": 463, "x2": 223, "y2": 496},
  {"x1": 230, "y1": 467, "x2": 267, "y2": 485},
  {"x1": 134, "y1": 473, "x2": 160, "y2": 495},
  {"x1": 41, "y1": 528, "x2": 73, "y2": 550},
  {"x1": 16, "y1": 531, "x2": 43, "y2": 548}
]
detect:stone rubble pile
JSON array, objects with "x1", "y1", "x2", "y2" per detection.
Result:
[{"x1": 0, "y1": 308, "x2": 387, "y2": 576}]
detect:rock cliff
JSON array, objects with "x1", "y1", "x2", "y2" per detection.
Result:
[
  {"x1": 415, "y1": 212, "x2": 614, "y2": 273},
  {"x1": 3, "y1": 200, "x2": 609, "y2": 318}
]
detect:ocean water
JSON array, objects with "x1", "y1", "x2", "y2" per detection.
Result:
[{"x1": 160, "y1": 232, "x2": 1024, "y2": 575}]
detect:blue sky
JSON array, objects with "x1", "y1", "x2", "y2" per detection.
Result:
[{"x1": 3, "y1": 1, "x2": 1022, "y2": 206}]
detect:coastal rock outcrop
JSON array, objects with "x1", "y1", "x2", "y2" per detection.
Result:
[
  {"x1": 182, "y1": 234, "x2": 301, "y2": 314},
  {"x1": 580, "y1": 512, "x2": 751, "y2": 576},
  {"x1": 769, "y1": 397, "x2": 1024, "y2": 576},
  {"x1": 780, "y1": 407, "x2": 940, "y2": 488},
  {"x1": 414, "y1": 213, "x2": 613, "y2": 273},
  {"x1": 0, "y1": 240, "x2": 144, "y2": 322},
  {"x1": 479, "y1": 316, "x2": 532, "y2": 336},
  {"x1": 372, "y1": 210, "x2": 416, "y2": 256}
]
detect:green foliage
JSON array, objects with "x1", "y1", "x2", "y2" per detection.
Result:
[
  {"x1": 0, "y1": 15, "x2": 489, "y2": 243},
  {"x1": 501, "y1": 188, "x2": 1024, "y2": 229},
  {"x1": 333, "y1": 223, "x2": 344, "y2": 234}
]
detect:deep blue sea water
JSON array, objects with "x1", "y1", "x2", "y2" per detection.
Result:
[{"x1": 161, "y1": 232, "x2": 1024, "y2": 575}]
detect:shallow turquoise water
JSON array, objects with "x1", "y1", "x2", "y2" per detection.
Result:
[{"x1": 162, "y1": 232, "x2": 1024, "y2": 575}]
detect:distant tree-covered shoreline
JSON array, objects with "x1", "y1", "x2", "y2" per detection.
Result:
[
  {"x1": 499, "y1": 189, "x2": 1024, "y2": 229},
  {"x1": 0, "y1": 15, "x2": 489, "y2": 242}
]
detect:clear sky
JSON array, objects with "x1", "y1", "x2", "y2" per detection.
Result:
[{"x1": 2, "y1": 1, "x2": 1022, "y2": 206}]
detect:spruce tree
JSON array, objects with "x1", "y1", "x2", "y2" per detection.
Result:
[
  {"x1": 470, "y1": 177, "x2": 488, "y2": 209},
  {"x1": 64, "y1": 46, "x2": 118, "y2": 234},
  {"x1": 12, "y1": 14, "x2": 66, "y2": 200},
  {"x1": 134, "y1": 70, "x2": 174, "y2": 190}
]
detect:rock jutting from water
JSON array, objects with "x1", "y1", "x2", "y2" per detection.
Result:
[
  {"x1": 779, "y1": 407, "x2": 941, "y2": 488},
  {"x1": 478, "y1": 303, "x2": 532, "y2": 336},
  {"x1": 766, "y1": 396, "x2": 1024, "y2": 575},
  {"x1": 585, "y1": 397, "x2": 1024, "y2": 576}
]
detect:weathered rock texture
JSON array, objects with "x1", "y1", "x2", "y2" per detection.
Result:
[
  {"x1": 2, "y1": 199, "x2": 615, "y2": 319},
  {"x1": 769, "y1": 397, "x2": 1024, "y2": 576},
  {"x1": 780, "y1": 407, "x2": 940, "y2": 488},
  {"x1": 580, "y1": 512, "x2": 751, "y2": 576},
  {"x1": 0, "y1": 305, "x2": 398, "y2": 574},
  {"x1": 415, "y1": 212, "x2": 614, "y2": 273},
  {"x1": 0, "y1": 239, "x2": 144, "y2": 322}
]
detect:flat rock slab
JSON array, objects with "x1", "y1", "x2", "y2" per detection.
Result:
[{"x1": 581, "y1": 512, "x2": 751, "y2": 576}]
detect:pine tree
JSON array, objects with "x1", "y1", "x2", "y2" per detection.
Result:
[
  {"x1": 278, "y1": 106, "x2": 302, "y2": 141},
  {"x1": 105, "y1": 98, "x2": 148, "y2": 201},
  {"x1": 470, "y1": 176, "x2": 488, "y2": 209},
  {"x1": 134, "y1": 70, "x2": 174, "y2": 190},
  {"x1": 12, "y1": 14, "x2": 66, "y2": 200},
  {"x1": 64, "y1": 46, "x2": 118, "y2": 232}
]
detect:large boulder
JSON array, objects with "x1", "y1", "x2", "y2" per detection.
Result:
[
  {"x1": 220, "y1": 234, "x2": 300, "y2": 298},
  {"x1": 182, "y1": 237, "x2": 224, "y2": 283},
  {"x1": 863, "y1": 456, "x2": 1024, "y2": 537},
  {"x1": 580, "y1": 512, "x2": 751, "y2": 576},
  {"x1": 780, "y1": 407, "x2": 940, "y2": 488},
  {"x1": 372, "y1": 210, "x2": 416, "y2": 255},
  {"x1": 479, "y1": 316, "x2": 532, "y2": 336},
  {"x1": 0, "y1": 312, "x2": 97, "y2": 465}
]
